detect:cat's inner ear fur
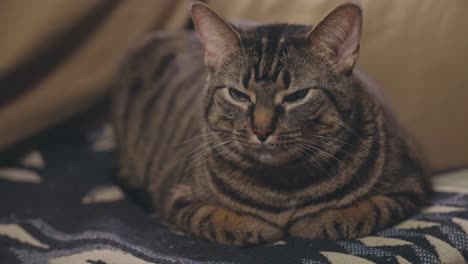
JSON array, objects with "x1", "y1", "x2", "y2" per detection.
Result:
[
  {"x1": 190, "y1": 2, "x2": 242, "y2": 70},
  {"x1": 306, "y1": 3, "x2": 363, "y2": 75}
]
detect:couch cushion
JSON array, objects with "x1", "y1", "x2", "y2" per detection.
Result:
[{"x1": 0, "y1": 0, "x2": 189, "y2": 152}]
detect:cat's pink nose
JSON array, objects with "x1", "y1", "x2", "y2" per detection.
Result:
[{"x1": 253, "y1": 128, "x2": 274, "y2": 142}]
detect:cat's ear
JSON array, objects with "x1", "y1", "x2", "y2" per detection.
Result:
[
  {"x1": 306, "y1": 3, "x2": 363, "y2": 75},
  {"x1": 190, "y1": 2, "x2": 242, "y2": 69}
]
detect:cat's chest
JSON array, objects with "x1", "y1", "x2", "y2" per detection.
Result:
[{"x1": 193, "y1": 168, "x2": 305, "y2": 225}]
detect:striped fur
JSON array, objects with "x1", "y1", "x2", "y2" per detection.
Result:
[{"x1": 112, "y1": 3, "x2": 431, "y2": 246}]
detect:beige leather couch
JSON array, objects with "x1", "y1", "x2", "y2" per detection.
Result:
[{"x1": 1, "y1": 0, "x2": 467, "y2": 171}]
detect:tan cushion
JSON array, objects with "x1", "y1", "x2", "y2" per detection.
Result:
[
  {"x1": 207, "y1": 0, "x2": 468, "y2": 170},
  {"x1": 0, "y1": 0, "x2": 189, "y2": 151}
]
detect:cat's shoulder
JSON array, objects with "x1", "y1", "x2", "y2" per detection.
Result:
[
  {"x1": 118, "y1": 31, "x2": 202, "y2": 73},
  {"x1": 353, "y1": 68, "x2": 387, "y2": 105}
]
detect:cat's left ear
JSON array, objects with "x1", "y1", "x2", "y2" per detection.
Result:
[
  {"x1": 191, "y1": 2, "x2": 242, "y2": 70},
  {"x1": 306, "y1": 3, "x2": 363, "y2": 75}
]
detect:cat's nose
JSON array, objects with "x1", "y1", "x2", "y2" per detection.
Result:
[
  {"x1": 253, "y1": 128, "x2": 274, "y2": 142},
  {"x1": 252, "y1": 104, "x2": 275, "y2": 142}
]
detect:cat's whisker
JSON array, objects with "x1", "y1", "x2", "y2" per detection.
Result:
[
  {"x1": 192, "y1": 140, "x2": 232, "y2": 163},
  {"x1": 171, "y1": 131, "x2": 223, "y2": 146},
  {"x1": 301, "y1": 138, "x2": 358, "y2": 163},
  {"x1": 187, "y1": 140, "x2": 232, "y2": 166},
  {"x1": 184, "y1": 140, "x2": 237, "y2": 174},
  {"x1": 293, "y1": 144, "x2": 345, "y2": 193},
  {"x1": 297, "y1": 142, "x2": 348, "y2": 169},
  {"x1": 304, "y1": 135, "x2": 354, "y2": 147},
  {"x1": 174, "y1": 136, "x2": 220, "y2": 164},
  {"x1": 300, "y1": 137, "x2": 375, "y2": 174},
  {"x1": 334, "y1": 119, "x2": 364, "y2": 142},
  {"x1": 174, "y1": 139, "x2": 215, "y2": 162},
  {"x1": 293, "y1": 144, "x2": 334, "y2": 182},
  {"x1": 299, "y1": 142, "x2": 354, "y2": 194},
  {"x1": 286, "y1": 145, "x2": 315, "y2": 169},
  {"x1": 298, "y1": 141, "x2": 384, "y2": 195}
]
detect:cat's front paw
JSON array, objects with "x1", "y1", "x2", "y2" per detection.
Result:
[
  {"x1": 166, "y1": 200, "x2": 284, "y2": 246},
  {"x1": 229, "y1": 215, "x2": 284, "y2": 247},
  {"x1": 288, "y1": 196, "x2": 391, "y2": 240}
]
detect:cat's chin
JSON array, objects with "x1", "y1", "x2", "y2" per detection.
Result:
[{"x1": 246, "y1": 146, "x2": 295, "y2": 166}]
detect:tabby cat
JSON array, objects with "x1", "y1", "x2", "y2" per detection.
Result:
[{"x1": 112, "y1": 2, "x2": 432, "y2": 246}]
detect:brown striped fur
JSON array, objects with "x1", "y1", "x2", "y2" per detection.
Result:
[{"x1": 112, "y1": 2, "x2": 431, "y2": 246}]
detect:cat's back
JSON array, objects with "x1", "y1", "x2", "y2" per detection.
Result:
[
  {"x1": 112, "y1": 31, "x2": 208, "y2": 189},
  {"x1": 112, "y1": 30, "x2": 205, "y2": 114}
]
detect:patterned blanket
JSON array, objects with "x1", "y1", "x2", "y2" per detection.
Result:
[{"x1": 0, "y1": 122, "x2": 467, "y2": 264}]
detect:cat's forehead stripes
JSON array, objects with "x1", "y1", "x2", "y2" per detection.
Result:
[
  {"x1": 269, "y1": 37, "x2": 286, "y2": 82},
  {"x1": 258, "y1": 35, "x2": 268, "y2": 81},
  {"x1": 241, "y1": 25, "x2": 295, "y2": 91}
]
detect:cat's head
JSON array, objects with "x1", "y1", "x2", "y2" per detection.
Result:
[{"x1": 191, "y1": 2, "x2": 363, "y2": 166}]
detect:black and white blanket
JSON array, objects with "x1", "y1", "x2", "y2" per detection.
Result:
[{"x1": 1, "y1": 121, "x2": 467, "y2": 264}]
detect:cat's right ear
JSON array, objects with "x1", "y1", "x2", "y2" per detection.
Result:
[{"x1": 190, "y1": 2, "x2": 242, "y2": 70}]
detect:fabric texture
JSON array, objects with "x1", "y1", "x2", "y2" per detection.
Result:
[{"x1": 0, "y1": 119, "x2": 467, "y2": 264}]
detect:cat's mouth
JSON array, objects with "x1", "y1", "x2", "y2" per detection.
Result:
[
  {"x1": 233, "y1": 132, "x2": 301, "y2": 165},
  {"x1": 245, "y1": 144, "x2": 297, "y2": 165}
]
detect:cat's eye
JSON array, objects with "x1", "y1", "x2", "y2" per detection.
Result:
[
  {"x1": 283, "y1": 89, "x2": 309, "y2": 103},
  {"x1": 228, "y1": 88, "x2": 250, "y2": 102}
]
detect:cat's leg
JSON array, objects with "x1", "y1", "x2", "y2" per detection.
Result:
[
  {"x1": 164, "y1": 185, "x2": 284, "y2": 246},
  {"x1": 288, "y1": 193, "x2": 423, "y2": 240}
]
